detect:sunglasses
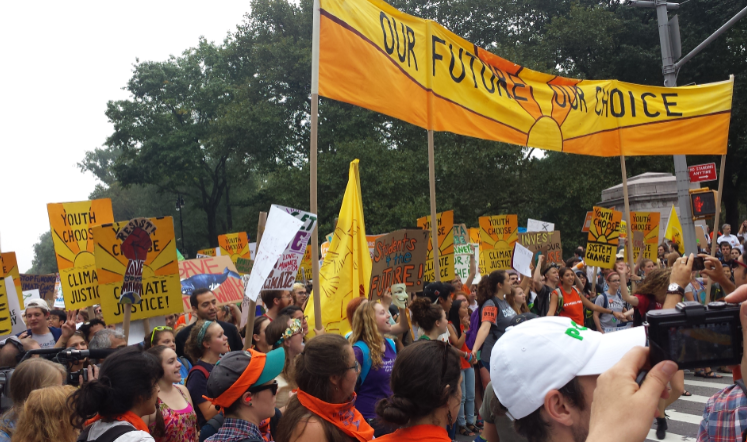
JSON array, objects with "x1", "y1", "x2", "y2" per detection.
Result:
[
  {"x1": 249, "y1": 380, "x2": 279, "y2": 396},
  {"x1": 150, "y1": 326, "x2": 173, "y2": 345}
]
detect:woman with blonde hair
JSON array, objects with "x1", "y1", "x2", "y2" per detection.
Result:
[
  {"x1": 11, "y1": 385, "x2": 78, "y2": 442},
  {"x1": 0, "y1": 358, "x2": 66, "y2": 442},
  {"x1": 348, "y1": 300, "x2": 396, "y2": 436}
]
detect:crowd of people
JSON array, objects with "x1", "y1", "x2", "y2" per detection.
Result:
[{"x1": 0, "y1": 221, "x2": 745, "y2": 442}]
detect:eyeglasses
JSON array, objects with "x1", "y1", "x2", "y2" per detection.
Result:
[
  {"x1": 349, "y1": 360, "x2": 360, "y2": 372},
  {"x1": 150, "y1": 326, "x2": 173, "y2": 345},
  {"x1": 248, "y1": 380, "x2": 279, "y2": 396}
]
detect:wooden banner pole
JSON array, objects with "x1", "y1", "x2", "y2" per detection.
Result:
[
  {"x1": 310, "y1": 0, "x2": 323, "y2": 332},
  {"x1": 704, "y1": 154, "x2": 727, "y2": 304},
  {"x1": 428, "y1": 130, "x2": 441, "y2": 282},
  {"x1": 620, "y1": 156, "x2": 637, "y2": 293},
  {"x1": 122, "y1": 308, "x2": 131, "y2": 343},
  {"x1": 243, "y1": 211, "x2": 267, "y2": 350}
]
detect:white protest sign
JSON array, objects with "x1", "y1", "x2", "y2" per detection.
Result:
[
  {"x1": 241, "y1": 208, "x2": 304, "y2": 327},
  {"x1": 511, "y1": 243, "x2": 534, "y2": 277},
  {"x1": 527, "y1": 218, "x2": 555, "y2": 233},
  {"x1": 22, "y1": 289, "x2": 40, "y2": 308},
  {"x1": 4, "y1": 277, "x2": 28, "y2": 338},
  {"x1": 261, "y1": 205, "x2": 318, "y2": 291},
  {"x1": 249, "y1": 242, "x2": 257, "y2": 258}
]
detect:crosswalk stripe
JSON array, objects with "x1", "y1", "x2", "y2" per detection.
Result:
[
  {"x1": 667, "y1": 409, "x2": 703, "y2": 425},
  {"x1": 684, "y1": 379, "x2": 731, "y2": 388},
  {"x1": 678, "y1": 394, "x2": 710, "y2": 404},
  {"x1": 646, "y1": 428, "x2": 696, "y2": 442}
]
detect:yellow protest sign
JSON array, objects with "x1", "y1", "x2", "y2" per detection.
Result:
[
  {"x1": 0, "y1": 279, "x2": 12, "y2": 335},
  {"x1": 196, "y1": 248, "x2": 219, "y2": 257},
  {"x1": 47, "y1": 199, "x2": 114, "y2": 309},
  {"x1": 585, "y1": 207, "x2": 622, "y2": 268},
  {"x1": 0, "y1": 253, "x2": 23, "y2": 306},
  {"x1": 318, "y1": 0, "x2": 732, "y2": 156},
  {"x1": 478, "y1": 215, "x2": 518, "y2": 272},
  {"x1": 218, "y1": 232, "x2": 251, "y2": 267},
  {"x1": 93, "y1": 217, "x2": 182, "y2": 325},
  {"x1": 297, "y1": 245, "x2": 313, "y2": 282},
  {"x1": 630, "y1": 212, "x2": 661, "y2": 260},
  {"x1": 417, "y1": 210, "x2": 454, "y2": 282}
]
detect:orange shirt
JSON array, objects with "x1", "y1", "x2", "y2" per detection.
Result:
[
  {"x1": 557, "y1": 286, "x2": 584, "y2": 325},
  {"x1": 375, "y1": 425, "x2": 451, "y2": 442}
]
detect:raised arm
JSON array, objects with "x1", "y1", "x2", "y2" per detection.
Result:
[
  {"x1": 533, "y1": 255, "x2": 546, "y2": 293},
  {"x1": 464, "y1": 246, "x2": 476, "y2": 289}
]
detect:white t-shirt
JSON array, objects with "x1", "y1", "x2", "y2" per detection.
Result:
[
  {"x1": 718, "y1": 234, "x2": 743, "y2": 252},
  {"x1": 468, "y1": 300, "x2": 479, "y2": 313},
  {"x1": 32, "y1": 331, "x2": 55, "y2": 348}
]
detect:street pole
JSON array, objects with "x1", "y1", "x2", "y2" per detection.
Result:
[{"x1": 630, "y1": 0, "x2": 747, "y2": 255}]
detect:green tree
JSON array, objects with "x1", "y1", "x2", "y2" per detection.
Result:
[{"x1": 27, "y1": 231, "x2": 58, "y2": 274}]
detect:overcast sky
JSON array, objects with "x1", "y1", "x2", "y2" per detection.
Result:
[{"x1": 0, "y1": 2, "x2": 251, "y2": 272}]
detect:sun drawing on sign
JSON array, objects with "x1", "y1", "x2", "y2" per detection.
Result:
[{"x1": 588, "y1": 217, "x2": 620, "y2": 245}]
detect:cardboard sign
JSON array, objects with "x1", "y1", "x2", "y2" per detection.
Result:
[
  {"x1": 478, "y1": 215, "x2": 518, "y2": 273},
  {"x1": 0, "y1": 253, "x2": 23, "y2": 306},
  {"x1": 93, "y1": 217, "x2": 182, "y2": 325},
  {"x1": 180, "y1": 256, "x2": 245, "y2": 311},
  {"x1": 417, "y1": 210, "x2": 455, "y2": 282},
  {"x1": 629, "y1": 211, "x2": 661, "y2": 260},
  {"x1": 369, "y1": 229, "x2": 429, "y2": 299},
  {"x1": 518, "y1": 231, "x2": 563, "y2": 264},
  {"x1": 689, "y1": 162, "x2": 717, "y2": 183},
  {"x1": 631, "y1": 231, "x2": 646, "y2": 261},
  {"x1": 242, "y1": 207, "x2": 304, "y2": 309},
  {"x1": 20, "y1": 274, "x2": 57, "y2": 303},
  {"x1": 527, "y1": 219, "x2": 554, "y2": 233},
  {"x1": 1, "y1": 277, "x2": 27, "y2": 339},
  {"x1": 236, "y1": 258, "x2": 254, "y2": 275},
  {"x1": 585, "y1": 206, "x2": 622, "y2": 268},
  {"x1": 47, "y1": 199, "x2": 114, "y2": 309},
  {"x1": 196, "y1": 247, "x2": 220, "y2": 257},
  {"x1": 512, "y1": 242, "x2": 534, "y2": 277},
  {"x1": 296, "y1": 246, "x2": 313, "y2": 282},
  {"x1": 218, "y1": 232, "x2": 251, "y2": 268},
  {"x1": 262, "y1": 205, "x2": 318, "y2": 291},
  {"x1": 582, "y1": 211, "x2": 593, "y2": 233}
]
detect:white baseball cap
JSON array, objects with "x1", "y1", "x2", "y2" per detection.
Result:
[{"x1": 490, "y1": 316, "x2": 646, "y2": 420}]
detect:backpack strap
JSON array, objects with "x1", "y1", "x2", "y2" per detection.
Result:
[
  {"x1": 385, "y1": 338, "x2": 396, "y2": 355},
  {"x1": 601, "y1": 292, "x2": 609, "y2": 310},
  {"x1": 553, "y1": 288, "x2": 564, "y2": 315},
  {"x1": 186, "y1": 364, "x2": 210, "y2": 386},
  {"x1": 179, "y1": 356, "x2": 192, "y2": 370},
  {"x1": 77, "y1": 424, "x2": 136, "y2": 442},
  {"x1": 352, "y1": 341, "x2": 372, "y2": 388}
]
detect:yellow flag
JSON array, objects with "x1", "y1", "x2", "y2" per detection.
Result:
[
  {"x1": 305, "y1": 160, "x2": 371, "y2": 337},
  {"x1": 664, "y1": 205, "x2": 685, "y2": 254}
]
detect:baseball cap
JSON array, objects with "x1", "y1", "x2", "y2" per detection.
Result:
[
  {"x1": 25, "y1": 299, "x2": 50, "y2": 313},
  {"x1": 490, "y1": 316, "x2": 645, "y2": 420},
  {"x1": 205, "y1": 347, "x2": 285, "y2": 409},
  {"x1": 616, "y1": 251, "x2": 625, "y2": 260}
]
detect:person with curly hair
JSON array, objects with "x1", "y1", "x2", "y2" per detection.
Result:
[{"x1": 184, "y1": 320, "x2": 229, "y2": 429}]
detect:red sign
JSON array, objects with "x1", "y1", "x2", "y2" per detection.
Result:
[
  {"x1": 581, "y1": 211, "x2": 593, "y2": 233},
  {"x1": 688, "y1": 163, "x2": 717, "y2": 183}
]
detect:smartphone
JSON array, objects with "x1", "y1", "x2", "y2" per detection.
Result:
[{"x1": 692, "y1": 256, "x2": 705, "y2": 271}]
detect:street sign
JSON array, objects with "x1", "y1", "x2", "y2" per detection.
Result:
[{"x1": 688, "y1": 163, "x2": 717, "y2": 183}]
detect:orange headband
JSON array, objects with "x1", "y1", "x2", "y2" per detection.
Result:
[{"x1": 203, "y1": 349, "x2": 267, "y2": 409}]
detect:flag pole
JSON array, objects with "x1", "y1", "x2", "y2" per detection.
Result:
[
  {"x1": 243, "y1": 211, "x2": 266, "y2": 350},
  {"x1": 310, "y1": 0, "x2": 323, "y2": 328},
  {"x1": 704, "y1": 154, "x2": 726, "y2": 304},
  {"x1": 620, "y1": 155, "x2": 636, "y2": 293},
  {"x1": 427, "y1": 130, "x2": 441, "y2": 282}
]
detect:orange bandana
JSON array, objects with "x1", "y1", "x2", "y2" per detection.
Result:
[
  {"x1": 295, "y1": 389, "x2": 374, "y2": 442},
  {"x1": 84, "y1": 411, "x2": 150, "y2": 433},
  {"x1": 203, "y1": 348, "x2": 267, "y2": 408}
]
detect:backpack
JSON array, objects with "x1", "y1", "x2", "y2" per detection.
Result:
[
  {"x1": 77, "y1": 424, "x2": 135, "y2": 442},
  {"x1": 532, "y1": 286, "x2": 552, "y2": 317},
  {"x1": 633, "y1": 294, "x2": 657, "y2": 327},
  {"x1": 353, "y1": 338, "x2": 396, "y2": 391},
  {"x1": 465, "y1": 307, "x2": 480, "y2": 349},
  {"x1": 551, "y1": 286, "x2": 581, "y2": 316},
  {"x1": 186, "y1": 364, "x2": 210, "y2": 385}
]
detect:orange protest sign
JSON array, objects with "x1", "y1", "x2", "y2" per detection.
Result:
[
  {"x1": 196, "y1": 248, "x2": 219, "y2": 257},
  {"x1": 0, "y1": 253, "x2": 23, "y2": 306},
  {"x1": 585, "y1": 207, "x2": 623, "y2": 268},
  {"x1": 630, "y1": 212, "x2": 661, "y2": 260},
  {"x1": 478, "y1": 215, "x2": 519, "y2": 272},
  {"x1": 417, "y1": 210, "x2": 454, "y2": 282},
  {"x1": 47, "y1": 199, "x2": 114, "y2": 309},
  {"x1": 218, "y1": 232, "x2": 251, "y2": 267},
  {"x1": 93, "y1": 217, "x2": 182, "y2": 325}
]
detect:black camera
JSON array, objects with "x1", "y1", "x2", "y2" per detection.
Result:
[
  {"x1": 645, "y1": 301, "x2": 743, "y2": 370},
  {"x1": 67, "y1": 368, "x2": 89, "y2": 386}
]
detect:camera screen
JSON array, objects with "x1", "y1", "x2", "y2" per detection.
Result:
[{"x1": 668, "y1": 322, "x2": 733, "y2": 364}]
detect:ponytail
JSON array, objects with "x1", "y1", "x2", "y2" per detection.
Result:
[{"x1": 476, "y1": 271, "x2": 507, "y2": 307}]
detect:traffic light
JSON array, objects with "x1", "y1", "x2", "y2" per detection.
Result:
[{"x1": 689, "y1": 188, "x2": 716, "y2": 220}]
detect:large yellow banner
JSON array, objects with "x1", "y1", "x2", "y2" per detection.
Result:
[
  {"x1": 417, "y1": 210, "x2": 455, "y2": 282},
  {"x1": 318, "y1": 0, "x2": 733, "y2": 156},
  {"x1": 92, "y1": 217, "x2": 182, "y2": 325},
  {"x1": 47, "y1": 199, "x2": 114, "y2": 309}
]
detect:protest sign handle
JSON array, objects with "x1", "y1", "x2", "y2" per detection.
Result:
[
  {"x1": 427, "y1": 130, "x2": 440, "y2": 281},
  {"x1": 705, "y1": 154, "x2": 726, "y2": 304},
  {"x1": 620, "y1": 156, "x2": 637, "y2": 293},
  {"x1": 87, "y1": 306, "x2": 95, "y2": 321},
  {"x1": 244, "y1": 211, "x2": 267, "y2": 350},
  {"x1": 122, "y1": 308, "x2": 131, "y2": 343},
  {"x1": 143, "y1": 318, "x2": 151, "y2": 338}
]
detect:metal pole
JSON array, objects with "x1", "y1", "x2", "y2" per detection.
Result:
[
  {"x1": 178, "y1": 196, "x2": 186, "y2": 255},
  {"x1": 675, "y1": 4, "x2": 747, "y2": 70},
  {"x1": 427, "y1": 130, "x2": 441, "y2": 282}
]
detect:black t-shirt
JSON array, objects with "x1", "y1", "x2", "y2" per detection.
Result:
[
  {"x1": 175, "y1": 319, "x2": 243, "y2": 358},
  {"x1": 186, "y1": 360, "x2": 214, "y2": 427},
  {"x1": 532, "y1": 284, "x2": 554, "y2": 317}
]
